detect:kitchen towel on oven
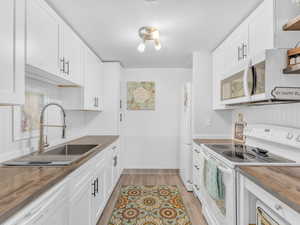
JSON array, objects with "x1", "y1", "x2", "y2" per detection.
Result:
[{"x1": 204, "y1": 159, "x2": 225, "y2": 201}]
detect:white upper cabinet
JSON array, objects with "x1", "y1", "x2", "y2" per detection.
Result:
[
  {"x1": 27, "y1": 0, "x2": 60, "y2": 80},
  {"x1": 27, "y1": 0, "x2": 83, "y2": 86},
  {"x1": 60, "y1": 25, "x2": 84, "y2": 86},
  {"x1": 212, "y1": 0, "x2": 300, "y2": 110},
  {"x1": 248, "y1": 0, "x2": 274, "y2": 60},
  {"x1": 84, "y1": 48, "x2": 103, "y2": 111},
  {"x1": 0, "y1": 0, "x2": 25, "y2": 105},
  {"x1": 60, "y1": 47, "x2": 103, "y2": 111}
]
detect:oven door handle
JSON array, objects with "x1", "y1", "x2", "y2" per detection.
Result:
[{"x1": 201, "y1": 151, "x2": 232, "y2": 174}]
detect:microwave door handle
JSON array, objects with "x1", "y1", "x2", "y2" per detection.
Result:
[
  {"x1": 251, "y1": 66, "x2": 257, "y2": 95},
  {"x1": 243, "y1": 61, "x2": 251, "y2": 99}
]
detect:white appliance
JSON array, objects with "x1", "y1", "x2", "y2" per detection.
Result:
[
  {"x1": 179, "y1": 82, "x2": 193, "y2": 191},
  {"x1": 221, "y1": 49, "x2": 300, "y2": 106},
  {"x1": 198, "y1": 124, "x2": 300, "y2": 225},
  {"x1": 256, "y1": 200, "x2": 289, "y2": 225}
]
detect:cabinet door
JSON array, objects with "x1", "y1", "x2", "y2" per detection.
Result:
[
  {"x1": 248, "y1": 0, "x2": 274, "y2": 58},
  {"x1": 105, "y1": 151, "x2": 114, "y2": 199},
  {"x1": 84, "y1": 48, "x2": 102, "y2": 111},
  {"x1": 69, "y1": 181, "x2": 92, "y2": 225},
  {"x1": 92, "y1": 160, "x2": 106, "y2": 224},
  {"x1": 27, "y1": 0, "x2": 60, "y2": 77},
  {"x1": 61, "y1": 25, "x2": 83, "y2": 85},
  {"x1": 45, "y1": 202, "x2": 68, "y2": 225},
  {"x1": 0, "y1": 0, "x2": 25, "y2": 105}
]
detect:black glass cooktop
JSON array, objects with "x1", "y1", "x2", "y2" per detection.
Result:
[{"x1": 204, "y1": 144, "x2": 295, "y2": 163}]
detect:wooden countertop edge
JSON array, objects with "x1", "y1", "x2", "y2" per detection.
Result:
[
  {"x1": 0, "y1": 135, "x2": 120, "y2": 224},
  {"x1": 237, "y1": 166, "x2": 300, "y2": 214}
]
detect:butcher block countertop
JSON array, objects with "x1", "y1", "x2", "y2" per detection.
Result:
[
  {"x1": 238, "y1": 166, "x2": 300, "y2": 214},
  {"x1": 0, "y1": 135, "x2": 119, "y2": 224}
]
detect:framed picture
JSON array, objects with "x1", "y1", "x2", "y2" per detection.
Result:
[
  {"x1": 127, "y1": 81, "x2": 155, "y2": 110},
  {"x1": 12, "y1": 91, "x2": 46, "y2": 141}
]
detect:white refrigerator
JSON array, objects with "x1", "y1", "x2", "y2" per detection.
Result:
[{"x1": 179, "y1": 82, "x2": 193, "y2": 191}]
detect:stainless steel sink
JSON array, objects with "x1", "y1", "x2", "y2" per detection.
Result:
[
  {"x1": 42, "y1": 144, "x2": 98, "y2": 156},
  {"x1": 3, "y1": 144, "x2": 99, "y2": 166}
]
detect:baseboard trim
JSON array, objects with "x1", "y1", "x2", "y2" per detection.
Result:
[{"x1": 122, "y1": 169, "x2": 179, "y2": 175}]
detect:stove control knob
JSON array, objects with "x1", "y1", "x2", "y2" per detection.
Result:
[{"x1": 286, "y1": 132, "x2": 294, "y2": 140}]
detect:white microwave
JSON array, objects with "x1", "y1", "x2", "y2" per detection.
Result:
[{"x1": 220, "y1": 49, "x2": 300, "y2": 106}]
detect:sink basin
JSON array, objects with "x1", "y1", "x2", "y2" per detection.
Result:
[
  {"x1": 43, "y1": 144, "x2": 98, "y2": 156},
  {"x1": 3, "y1": 144, "x2": 99, "y2": 166}
]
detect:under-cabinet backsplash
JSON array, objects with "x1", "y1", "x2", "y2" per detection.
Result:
[
  {"x1": 0, "y1": 77, "x2": 86, "y2": 162},
  {"x1": 233, "y1": 103, "x2": 300, "y2": 128}
]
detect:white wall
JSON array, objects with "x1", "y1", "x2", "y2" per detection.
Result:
[
  {"x1": 192, "y1": 51, "x2": 232, "y2": 138},
  {"x1": 121, "y1": 68, "x2": 192, "y2": 169},
  {"x1": 233, "y1": 103, "x2": 300, "y2": 128},
  {"x1": 0, "y1": 78, "x2": 86, "y2": 162}
]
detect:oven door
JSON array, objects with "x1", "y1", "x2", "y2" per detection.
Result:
[
  {"x1": 199, "y1": 149, "x2": 236, "y2": 225},
  {"x1": 256, "y1": 201, "x2": 289, "y2": 225}
]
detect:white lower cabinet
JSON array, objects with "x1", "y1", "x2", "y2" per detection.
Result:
[
  {"x1": 3, "y1": 140, "x2": 122, "y2": 225},
  {"x1": 69, "y1": 174, "x2": 93, "y2": 225},
  {"x1": 238, "y1": 174, "x2": 300, "y2": 225}
]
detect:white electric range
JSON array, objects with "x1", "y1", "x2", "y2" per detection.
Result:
[{"x1": 196, "y1": 124, "x2": 300, "y2": 225}]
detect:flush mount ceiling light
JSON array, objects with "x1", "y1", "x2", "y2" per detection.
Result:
[{"x1": 137, "y1": 26, "x2": 162, "y2": 53}]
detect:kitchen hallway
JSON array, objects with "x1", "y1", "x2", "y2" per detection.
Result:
[{"x1": 97, "y1": 171, "x2": 208, "y2": 225}]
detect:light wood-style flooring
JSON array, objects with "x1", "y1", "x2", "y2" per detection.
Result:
[{"x1": 97, "y1": 171, "x2": 208, "y2": 225}]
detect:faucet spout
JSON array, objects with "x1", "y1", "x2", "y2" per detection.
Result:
[{"x1": 38, "y1": 103, "x2": 67, "y2": 154}]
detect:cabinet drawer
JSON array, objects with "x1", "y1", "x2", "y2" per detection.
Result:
[{"x1": 244, "y1": 176, "x2": 300, "y2": 224}]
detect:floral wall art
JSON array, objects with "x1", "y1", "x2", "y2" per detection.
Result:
[{"x1": 127, "y1": 81, "x2": 155, "y2": 110}]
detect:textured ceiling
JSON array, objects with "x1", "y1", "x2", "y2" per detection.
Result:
[{"x1": 47, "y1": 0, "x2": 263, "y2": 68}]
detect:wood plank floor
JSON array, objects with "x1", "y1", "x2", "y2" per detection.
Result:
[{"x1": 97, "y1": 173, "x2": 208, "y2": 225}]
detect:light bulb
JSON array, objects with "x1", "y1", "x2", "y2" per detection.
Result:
[
  {"x1": 152, "y1": 30, "x2": 160, "y2": 40},
  {"x1": 137, "y1": 42, "x2": 146, "y2": 52},
  {"x1": 154, "y1": 39, "x2": 162, "y2": 51}
]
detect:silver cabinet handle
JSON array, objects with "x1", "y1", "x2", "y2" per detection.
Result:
[
  {"x1": 94, "y1": 97, "x2": 97, "y2": 107},
  {"x1": 242, "y1": 43, "x2": 247, "y2": 59},
  {"x1": 194, "y1": 165, "x2": 200, "y2": 170},
  {"x1": 286, "y1": 133, "x2": 294, "y2": 140},
  {"x1": 60, "y1": 58, "x2": 65, "y2": 73},
  {"x1": 275, "y1": 204, "x2": 283, "y2": 211},
  {"x1": 65, "y1": 61, "x2": 70, "y2": 75},
  {"x1": 194, "y1": 185, "x2": 200, "y2": 191},
  {"x1": 194, "y1": 149, "x2": 200, "y2": 154}
]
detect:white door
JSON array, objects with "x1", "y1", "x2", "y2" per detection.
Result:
[
  {"x1": 69, "y1": 181, "x2": 93, "y2": 225},
  {"x1": 61, "y1": 25, "x2": 83, "y2": 85},
  {"x1": 0, "y1": 0, "x2": 25, "y2": 105},
  {"x1": 27, "y1": 0, "x2": 60, "y2": 77},
  {"x1": 179, "y1": 83, "x2": 193, "y2": 191}
]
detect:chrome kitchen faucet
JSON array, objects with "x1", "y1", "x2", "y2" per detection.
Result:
[{"x1": 38, "y1": 103, "x2": 66, "y2": 153}]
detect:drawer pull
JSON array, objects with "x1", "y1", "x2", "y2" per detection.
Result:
[
  {"x1": 275, "y1": 204, "x2": 283, "y2": 211},
  {"x1": 194, "y1": 165, "x2": 200, "y2": 170},
  {"x1": 194, "y1": 149, "x2": 200, "y2": 154}
]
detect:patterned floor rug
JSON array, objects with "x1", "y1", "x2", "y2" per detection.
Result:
[{"x1": 108, "y1": 185, "x2": 192, "y2": 225}]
